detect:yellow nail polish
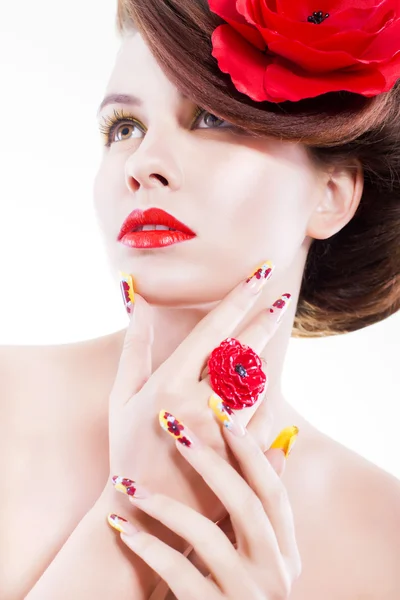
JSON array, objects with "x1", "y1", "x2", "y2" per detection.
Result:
[
  {"x1": 119, "y1": 271, "x2": 135, "y2": 315},
  {"x1": 245, "y1": 260, "x2": 275, "y2": 294},
  {"x1": 111, "y1": 475, "x2": 151, "y2": 499},
  {"x1": 158, "y1": 410, "x2": 199, "y2": 448},
  {"x1": 270, "y1": 426, "x2": 299, "y2": 458},
  {"x1": 107, "y1": 513, "x2": 138, "y2": 535},
  {"x1": 208, "y1": 393, "x2": 246, "y2": 437}
]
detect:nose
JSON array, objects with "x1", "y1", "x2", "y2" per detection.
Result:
[
  {"x1": 124, "y1": 138, "x2": 183, "y2": 194},
  {"x1": 126, "y1": 171, "x2": 169, "y2": 192}
]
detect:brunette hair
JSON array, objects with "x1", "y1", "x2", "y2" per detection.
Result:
[{"x1": 115, "y1": 0, "x2": 400, "y2": 338}]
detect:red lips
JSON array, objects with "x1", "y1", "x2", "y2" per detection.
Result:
[{"x1": 118, "y1": 208, "x2": 196, "y2": 249}]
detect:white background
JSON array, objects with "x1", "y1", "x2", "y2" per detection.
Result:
[{"x1": 0, "y1": 0, "x2": 399, "y2": 478}]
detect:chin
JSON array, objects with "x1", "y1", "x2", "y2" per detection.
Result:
[{"x1": 129, "y1": 279, "x2": 223, "y2": 308}]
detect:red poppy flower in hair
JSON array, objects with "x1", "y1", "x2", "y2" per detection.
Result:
[
  {"x1": 208, "y1": 0, "x2": 400, "y2": 103},
  {"x1": 207, "y1": 337, "x2": 267, "y2": 410}
]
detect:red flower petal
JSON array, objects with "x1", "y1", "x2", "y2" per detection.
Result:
[
  {"x1": 209, "y1": 0, "x2": 400, "y2": 102},
  {"x1": 263, "y1": 61, "x2": 387, "y2": 102},
  {"x1": 266, "y1": 37, "x2": 360, "y2": 72},
  {"x1": 212, "y1": 25, "x2": 276, "y2": 102},
  {"x1": 362, "y1": 17, "x2": 400, "y2": 60},
  {"x1": 208, "y1": 338, "x2": 266, "y2": 410},
  {"x1": 209, "y1": 0, "x2": 266, "y2": 49}
]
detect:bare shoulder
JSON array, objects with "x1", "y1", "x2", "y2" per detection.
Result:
[
  {"x1": 0, "y1": 328, "x2": 126, "y2": 410},
  {"x1": 0, "y1": 327, "x2": 126, "y2": 364},
  {"x1": 290, "y1": 429, "x2": 400, "y2": 599},
  {"x1": 334, "y1": 439, "x2": 400, "y2": 595},
  {"x1": 335, "y1": 436, "x2": 400, "y2": 556},
  {"x1": 320, "y1": 432, "x2": 400, "y2": 529},
  {"x1": 0, "y1": 331, "x2": 127, "y2": 600}
]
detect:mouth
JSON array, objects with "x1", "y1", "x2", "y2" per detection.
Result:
[
  {"x1": 130, "y1": 224, "x2": 178, "y2": 232},
  {"x1": 118, "y1": 207, "x2": 196, "y2": 249}
]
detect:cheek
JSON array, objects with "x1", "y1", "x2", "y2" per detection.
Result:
[
  {"x1": 213, "y1": 160, "x2": 315, "y2": 264},
  {"x1": 92, "y1": 170, "x2": 104, "y2": 216},
  {"x1": 92, "y1": 160, "x2": 122, "y2": 224}
]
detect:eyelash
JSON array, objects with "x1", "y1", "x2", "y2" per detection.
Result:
[{"x1": 98, "y1": 107, "x2": 232, "y2": 147}]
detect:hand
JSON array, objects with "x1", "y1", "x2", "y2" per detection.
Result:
[
  {"x1": 107, "y1": 409, "x2": 302, "y2": 600},
  {"x1": 106, "y1": 262, "x2": 292, "y2": 537}
]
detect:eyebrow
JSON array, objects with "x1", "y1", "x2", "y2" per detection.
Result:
[
  {"x1": 97, "y1": 90, "x2": 190, "y2": 118},
  {"x1": 97, "y1": 93, "x2": 142, "y2": 117}
]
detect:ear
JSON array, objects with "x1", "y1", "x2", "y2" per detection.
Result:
[{"x1": 307, "y1": 160, "x2": 364, "y2": 240}]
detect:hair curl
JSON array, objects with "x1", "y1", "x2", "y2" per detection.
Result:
[{"x1": 115, "y1": 0, "x2": 400, "y2": 338}]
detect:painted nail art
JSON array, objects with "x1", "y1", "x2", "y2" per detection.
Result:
[
  {"x1": 270, "y1": 426, "x2": 299, "y2": 458},
  {"x1": 245, "y1": 260, "x2": 275, "y2": 294},
  {"x1": 268, "y1": 293, "x2": 292, "y2": 324},
  {"x1": 158, "y1": 410, "x2": 200, "y2": 448},
  {"x1": 111, "y1": 476, "x2": 151, "y2": 499},
  {"x1": 107, "y1": 513, "x2": 139, "y2": 535},
  {"x1": 208, "y1": 393, "x2": 246, "y2": 437},
  {"x1": 119, "y1": 271, "x2": 135, "y2": 315}
]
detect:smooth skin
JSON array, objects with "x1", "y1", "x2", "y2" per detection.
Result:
[
  {"x1": 106, "y1": 271, "x2": 293, "y2": 530},
  {"x1": 119, "y1": 419, "x2": 300, "y2": 600},
  {"x1": 105, "y1": 273, "x2": 301, "y2": 599},
  {"x1": 24, "y1": 267, "x2": 298, "y2": 600}
]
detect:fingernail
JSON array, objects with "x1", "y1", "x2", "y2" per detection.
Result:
[
  {"x1": 159, "y1": 410, "x2": 201, "y2": 449},
  {"x1": 111, "y1": 475, "x2": 151, "y2": 499},
  {"x1": 208, "y1": 393, "x2": 246, "y2": 437},
  {"x1": 245, "y1": 260, "x2": 275, "y2": 294},
  {"x1": 270, "y1": 426, "x2": 299, "y2": 458},
  {"x1": 107, "y1": 513, "x2": 139, "y2": 535},
  {"x1": 119, "y1": 271, "x2": 135, "y2": 316},
  {"x1": 267, "y1": 293, "x2": 292, "y2": 324}
]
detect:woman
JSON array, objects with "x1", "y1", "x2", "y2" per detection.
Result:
[{"x1": 2, "y1": 0, "x2": 400, "y2": 598}]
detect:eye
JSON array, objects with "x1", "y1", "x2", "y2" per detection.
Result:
[
  {"x1": 192, "y1": 108, "x2": 232, "y2": 130},
  {"x1": 99, "y1": 109, "x2": 142, "y2": 147},
  {"x1": 98, "y1": 107, "x2": 233, "y2": 148}
]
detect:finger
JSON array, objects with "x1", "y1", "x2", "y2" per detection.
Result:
[
  {"x1": 196, "y1": 292, "x2": 291, "y2": 436},
  {"x1": 149, "y1": 545, "x2": 220, "y2": 600},
  {"x1": 195, "y1": 375, "x2": 269, "y2": 463},
  {"x1": 237, "y1": 292, "x2": 292, "y2": 354},
  {"x1": 216, "y1": 293, "x2": 290, "y2": 428},
  {"x1": 208, "y1": 396, "x2": 296, "y2": 552},
  {"x1": 184, "y1": 434, "x2": 287, "y2": 586},
  {"x1": 157, "y1": 412, "x2": 285, "y2": 571},
  {"x1": 244, "y1": 393, "x2": 275, "y2": 452},
  {"x1": 109, "y1": 294, "x2": 153, "y2": 409},
  {"x1": 265, "y1": 448, "x2": 287, "y2": 478},
  {"x1": 127, "y1": 492, "x2": 251, "y2": 599},
  {"x1": 157, "y1": 260, "x2": 276, "y2": 380},
  {"x1": 198, "y1": 291, "x2": 292, "y2": 383},
  {"x1": 220, "y1": 423, "x2": 301, "y2": 566},
  {"x1": 147, "y1": 543, "x2": 198, "y2": 600},
  {"x1": 146, "y1": 447, "x2": 288, "y2": 600},
  {"x1": 108, "y1": 518, "x2": 222, "y2": 600}
]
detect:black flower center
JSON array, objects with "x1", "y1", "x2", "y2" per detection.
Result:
[
  {"x1": 235, "y1": 363, "x2": 247, "y2": 377},
  {"x1": 308, "y1": 11, "x2": 330, "y2": 24}
]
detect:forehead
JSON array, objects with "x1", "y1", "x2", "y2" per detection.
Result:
[{"x1": 105, "y1": 33, "x2": 184, "y2": 106}]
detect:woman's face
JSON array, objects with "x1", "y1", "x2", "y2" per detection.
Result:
[{"x1": 93, "y1": 32, "x2": 325, "y2": 306}]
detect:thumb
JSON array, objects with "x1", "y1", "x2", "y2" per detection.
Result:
[{"x1": 109, "y1": 293, "x2": 154, "y2": 411}]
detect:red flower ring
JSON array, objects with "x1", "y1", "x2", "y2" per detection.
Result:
[{"x1": 207, "y1": 338, "x2": 267, "y2": 410}]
